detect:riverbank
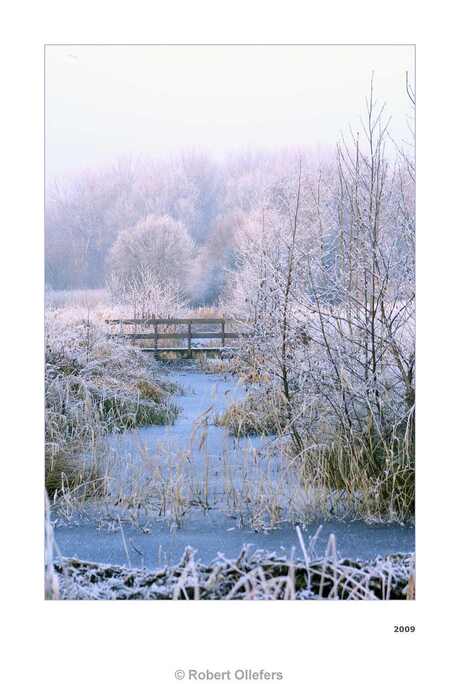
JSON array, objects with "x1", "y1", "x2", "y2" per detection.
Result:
[
  {"x1": 52, "y1": 548, "x2": 415, "y2": 600},
  {"x1": 45, "y1": 309, "x2": 179, "y2": 495}
]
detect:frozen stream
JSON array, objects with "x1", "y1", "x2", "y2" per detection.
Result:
[{"x1": 53, "y1": 366, "x2": 415, "y2": 568}]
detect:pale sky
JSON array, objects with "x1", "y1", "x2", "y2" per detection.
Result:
[{"x1": 45, "y1": 45, "x2": 415, "y2": 181}]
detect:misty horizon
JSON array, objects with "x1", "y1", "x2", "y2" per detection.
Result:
[{"x1": 45, "y1": 44, "x2": 414, "y2": 183}]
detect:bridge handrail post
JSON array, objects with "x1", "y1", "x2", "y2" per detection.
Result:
[
  {"x1": 221, "y1": 320, "x2": 225, "y2": 347},
  {"x1": 188, "y1": 322, "x2": 192, "y2": 358}
]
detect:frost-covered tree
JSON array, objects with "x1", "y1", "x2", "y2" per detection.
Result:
[{"x1": 107, "y1": 214, "x2": 196, "y2": 295}]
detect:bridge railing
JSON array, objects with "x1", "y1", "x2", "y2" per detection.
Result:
[{"x1": 105, "y1": 317, "x2": 241, "y2": 352}]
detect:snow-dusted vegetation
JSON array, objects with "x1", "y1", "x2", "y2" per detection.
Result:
[
  {"x1": 45, "y1": 306, "x2": 179, "y2": 497},
  {"x1": 223, "y1": 87, "x2": 415, "y2": 522}
]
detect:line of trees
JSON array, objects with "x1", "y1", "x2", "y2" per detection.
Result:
[{"x1": 45, "y1": 150, "x2": 295, "y2": 303}]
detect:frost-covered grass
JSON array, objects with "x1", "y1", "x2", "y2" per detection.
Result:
[
  {"x1": 212, "y1": 360, "x2": 414, "y2": 523},
  {"x1": 45, "y1": 307, "x2": 178, "y2": 497},
  {"x1": 216, "y1": 389, "x2": 287, "y2": 437},
  {"x1": 50, "y1": 529, "x2": 415, "y2": 601},
  {"x1": 295, "y1": 432, "x2": 415, "y2": 523}
]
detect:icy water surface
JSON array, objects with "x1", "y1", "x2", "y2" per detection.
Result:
[
  {"x1": 54, "y1": 513, "x2": 415, "y2": 568},
  {"x1": 53, "y1": 366, "x2": 415, "y2": 568}
]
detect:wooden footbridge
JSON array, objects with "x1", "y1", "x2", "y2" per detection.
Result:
[{"x1": 106, "y1": 317, "x2": 242, "y2": 359}]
